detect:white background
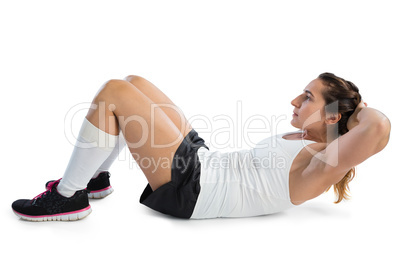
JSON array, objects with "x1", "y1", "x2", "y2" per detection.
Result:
[{"x1": 1, "y1": 0, "x2": 401, "y2": 267}]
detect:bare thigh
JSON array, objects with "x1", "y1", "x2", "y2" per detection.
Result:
[
  {"x1": 124, "y1": 75, "x2": 192, "y2": 136},
  {"x1": 87, "y1": 79, "x2": 192, "y2": 190}
]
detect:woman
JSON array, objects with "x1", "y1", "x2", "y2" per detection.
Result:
[{"x1": 12, "y1": 73, "x2": 391, "y2": 221}]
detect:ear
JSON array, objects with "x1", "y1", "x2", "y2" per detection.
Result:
[{"x1": 325, "y1": 113, "x2": 341, "y2": 125}]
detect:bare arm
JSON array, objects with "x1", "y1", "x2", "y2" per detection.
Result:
[{"x1": 304, "y1": 103, "x2": 391, "y2": 185}]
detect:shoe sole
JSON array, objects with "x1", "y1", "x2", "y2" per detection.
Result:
[
  {"x1": 13, "y1": 206, "x2": 92, "y2": 222},
  {"x1": 88, "y1": 186, "x2": 114, "y2": 199}
]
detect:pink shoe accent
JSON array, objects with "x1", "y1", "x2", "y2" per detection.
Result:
[
  {"x1": 88, "y1": 186, "x2": 112, "y2": 193},
  {"x1": 45, "y1": 178, "x2": 62, "y2": 190},
  {"x1": 34, "y1": 179, "x2": 62, "y2": 201},
  {"x1": 13, "y1": 205, "x2": 91, "y2": 219}
]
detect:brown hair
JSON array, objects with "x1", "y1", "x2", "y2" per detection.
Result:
[{"x1": 318, "y1": 72, "x2": 362, "y2": 203}]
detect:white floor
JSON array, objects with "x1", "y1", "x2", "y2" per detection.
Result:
[
  {"x1": 3, "y1": 146, "x2": 401, "y2": 268},
  {"x1": 2, "y1": 1, "x2": 401, "y2": 267}
]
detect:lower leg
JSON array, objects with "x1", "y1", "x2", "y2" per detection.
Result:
[
  {"x1": 56, "y1": 117, "x2": 119, "y2": 197},
  {"x1": 92, "y1": 133, "x2": 126, "y2": 178},
  {"x1": 56, "y1": 81, "x2": 124, "y2": 197}
]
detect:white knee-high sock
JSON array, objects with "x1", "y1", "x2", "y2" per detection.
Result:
[
  {"x1": 92, "y1": 133, "x2": 126, "y2": 178},
  {"x1": 57, "y1": 118, "x2": 118, "y2": 197}
]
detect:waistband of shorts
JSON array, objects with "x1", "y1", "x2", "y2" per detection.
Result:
[{"x1": 183, "y1": 129, "x2": 209, "y2": 150}]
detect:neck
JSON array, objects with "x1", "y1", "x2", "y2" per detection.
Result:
[{"x1": 302, "y1": 126, "x2": 338, "y2": 144}]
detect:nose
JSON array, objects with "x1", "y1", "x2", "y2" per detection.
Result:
[{"x1": 291, "y1": 95, "x2": 300, "y2": 108}]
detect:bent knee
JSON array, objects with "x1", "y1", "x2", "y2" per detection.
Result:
[
  {"x1": 124, "y1": 75, "x2": 147, "y2": 84},
  {"x1": 98, "y1": 79, "x2": 133, "y2": 98},
  {"x1": 104, "y1": 79, "x2": 131, "y2": 88}
]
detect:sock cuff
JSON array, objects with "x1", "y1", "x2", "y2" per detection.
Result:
[{"x1": 78, "y1": 118, "x2": 119, "y2": 151}]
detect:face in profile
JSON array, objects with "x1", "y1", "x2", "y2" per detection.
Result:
[{"x1": 290, "y1": 78, "x2": 330, "y2": 134}]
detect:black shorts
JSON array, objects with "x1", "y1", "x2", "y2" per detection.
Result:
[{"x1": 139, "y1": 129, "x2": 209, "y2": 219}]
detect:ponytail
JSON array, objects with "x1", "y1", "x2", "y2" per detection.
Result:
[
  {"x1": 318, "y1": 72, "x2": 361, "y2": 203},
  {"x1": 326, "y1": 167, "x2": 355, "y2": 203}
]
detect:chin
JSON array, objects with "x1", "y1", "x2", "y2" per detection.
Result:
[{"x1": 290, "y1": 119, "x2": 300, "y2": 129}]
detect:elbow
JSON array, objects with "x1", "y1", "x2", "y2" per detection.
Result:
[
  {"x1": 359, "y1": 108, "x2": 391, "y2": 149},
  {"x1": 374, "y1": 117, "x2": 391, "y2": 153},
  {"x1": 378, "y1": 116, "x2": 391, "y2": 135}
]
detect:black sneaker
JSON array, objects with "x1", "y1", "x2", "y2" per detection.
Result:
[
  {"x1": 45, "y1": 172, "x2": 114, "y2": 199},
  {"x1": 87, "y1": 172, "x2": 114, "y2": 198},
  {"x1": 12, "y1": 180, "x2": 91, "y2": 221}
]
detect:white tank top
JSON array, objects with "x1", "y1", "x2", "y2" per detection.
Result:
[{"x1": 190, "y1": 131, "x2": 316, "y2": 219}]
